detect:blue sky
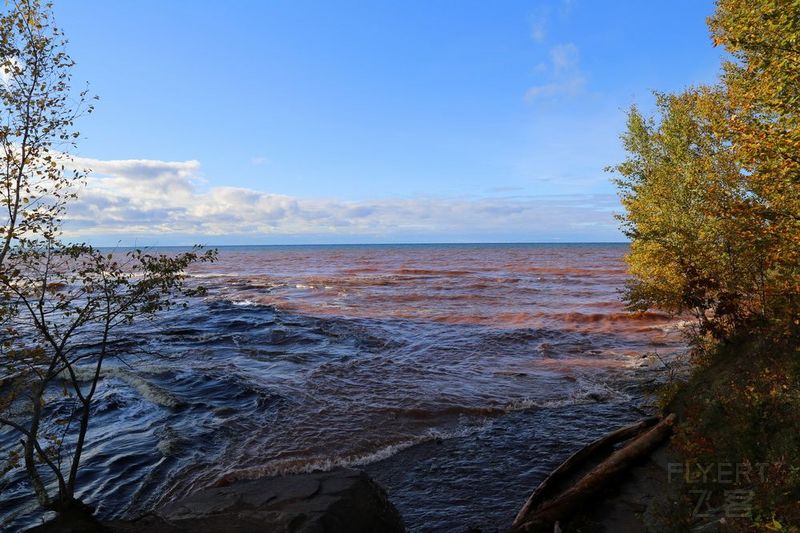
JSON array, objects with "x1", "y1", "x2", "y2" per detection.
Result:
[{"x1": 53, "y1": 0, "x2": 722, "y2": 245}]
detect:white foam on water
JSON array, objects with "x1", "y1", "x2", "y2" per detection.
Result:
[
  {"x1": 190, "y1": 272, "x2": 241, "y2": 279},
  {"x1": 226, "y1": 420, "x2": 493, "y2": 482},
  {"x1": 504, "y1": 378, "x2": 631, "y2": 411},
  {"x1": 231, "y1": 299, "x2": 258, "y2": 307},
  {"x1": 112, "y1": 369, "x2": 185, "y2": 409},
  {"x1": 68, "y1": 366, "x2": 184, "y2": 409}
]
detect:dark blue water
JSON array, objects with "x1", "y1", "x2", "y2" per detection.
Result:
[{"x1": 0, "y1": 244, "x2": 683, "y2": 531}]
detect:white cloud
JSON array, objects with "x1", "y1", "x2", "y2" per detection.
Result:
[
  {"x1": 524, "y1": 75, "x2": 585, "y2": 101},
  {"x1": 530, "y1": 11, "x2": 548, "y2": 42},
  {"x1": 525, "y1": 42, "x2": 587, "y2": 102},
  {"x1": 550, "y1": 43, "x2": 579, "y2": 72},
  {"x1": 62, "y1": 157, "x2": 621, "y2": 242}
]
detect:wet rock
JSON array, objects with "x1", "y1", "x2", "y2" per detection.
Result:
[{"x1": 108, "y1": 468, "x2": 404, "y2": 533}]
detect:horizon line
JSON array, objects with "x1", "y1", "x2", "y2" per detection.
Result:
[{"x1": 91, "y1": 240, "x2": 631, "y2": 248}]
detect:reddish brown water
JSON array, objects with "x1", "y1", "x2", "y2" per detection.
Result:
[
  {"x1": 1, "y1": 244, "x2": 685, "y2": 531},
  {"x1": 192, "y1": 243, "x2": 676, "y2": 342}
]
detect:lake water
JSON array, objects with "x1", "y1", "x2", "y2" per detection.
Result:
[{"x1": 0, "y1": 243, "x2": 684, "y2": 531}]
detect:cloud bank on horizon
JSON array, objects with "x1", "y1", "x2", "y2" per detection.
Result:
[{"x1": 64, "y1": 157, "x2": 623, "y2": 245}]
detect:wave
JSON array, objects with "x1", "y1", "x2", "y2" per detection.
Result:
[
  {"x1": 231, "y1": 299, "x2": 259, "y2": 307},
  {"x1": 215, "y1": 421, "x2": 493, "y2": 484},
  {"x1": 395, "y1": 268, "x2": 475, "y2": 276},
  {"x1": 516, "y1": 266, "x2": 629, "y2": 276},
  {"x1": 211, "y1": 379, "x2": 631, "y2": 485},
  {"x1": 381, "y1": 387, "x2": 629, "y2": 422},
  {"x1": 506, "y1": 380, "x2": 631, "y2": 410},
  {"x1": 70, "y1": 366, "x2": 185, "y2": 409},
  {"x1": 189, "y1": 272, "x2": 242, "y2": 279},
  {"x1": 521, "y1": 310, "x2": 673, "y2": 325}
]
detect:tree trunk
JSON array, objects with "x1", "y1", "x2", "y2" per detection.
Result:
[
  {"x1": 67, "y1": 398, "x2": 92, "y2": 497},
  {"x1": 24, "y1": 385, "x2": 51, "y2": 508}
]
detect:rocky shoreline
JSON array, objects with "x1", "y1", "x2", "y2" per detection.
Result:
[
  {"x1": 32, "y1": 469, "x2": 404, "y2": 533},
  {"x1": 30, "y1": 432, "x2": 679, "y2": 533}
]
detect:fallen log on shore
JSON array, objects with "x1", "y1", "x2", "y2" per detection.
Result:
[{"x1": 511, "y1": 414, "x2": 676, "y2": 532}]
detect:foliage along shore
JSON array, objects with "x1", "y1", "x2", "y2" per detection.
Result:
[
  {"x1": 655, "y1": 334, "x2": 800, "y2": 531},
  {"x1": 607, "y1": 0, "x2": 800, "y2": 530}
]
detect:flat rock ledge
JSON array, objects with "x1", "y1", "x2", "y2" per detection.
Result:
[{"x1": 34, "y1": 468, "x2": 405, "y2": 533}]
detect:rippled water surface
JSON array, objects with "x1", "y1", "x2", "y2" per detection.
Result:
[{"x1": 0, "y1": 244, "x2": 684, "y2": 531}]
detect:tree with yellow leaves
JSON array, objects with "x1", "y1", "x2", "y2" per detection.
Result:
[
  {"x1": 613, "y1": 0, "x2": 799, "y2": 339},
  {"x1": 0, "y1": 1, "x2": 215, "y2": 522}
]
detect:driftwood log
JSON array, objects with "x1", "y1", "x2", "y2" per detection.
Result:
[
  {"x1": 511, "y1": 414, "x2": 676, "y2": 532},
  {"x1": 512, "y1": 416, "x2": 659, "y2": 526}
]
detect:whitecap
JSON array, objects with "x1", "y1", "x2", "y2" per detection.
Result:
[
  {"x1": 225, "y1": 420, "x2": 493, "y2": 481},
  {"x1": 67, "y1": 366, "x2": 185, "y2": 409},
  {"x1": 231, "y1": 299, "x2": 258, "y2": 307}
]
